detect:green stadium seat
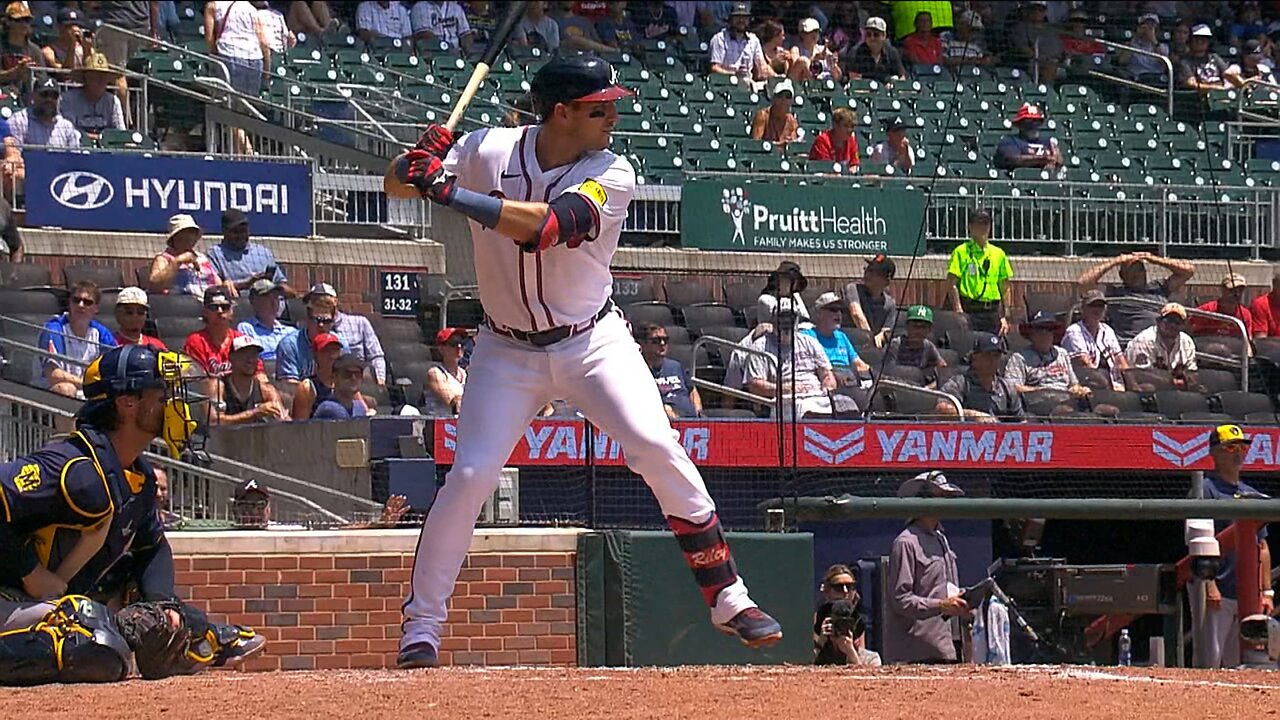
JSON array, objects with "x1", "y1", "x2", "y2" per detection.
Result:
[
  {"x1": 702, "y1": 104, "x2": 741, "y2": 122},
  {"x1": 345, "y1": 66, "x2": 387, "y2": 85},
  {"x1": 684, "y1": 136, "x2": 723, "y2": 154},
  {"x1": 616, "y1": 116, "x2": 657, "y2": 133},
  {"x1": 714, "y1": 120, "x2": 750, "y2": 139},
  {"x1": 1246, "y1": 158, "x2": 1280, "y2": 175},
  {"x1": 630, "y1": 134, "x2": 678, "y2": 152},
  {"x1": 748, "y1": 154, "x2": 794, "y2": 173},
  {"x1": 845, "y1": 78, "x2": 883, "y2": 94},
  {"x1": 694, "y1": 155, "x2": 741, "y2": 171},
  {"x1": 98, "y1": 129, "x2": 154, "y2": 149},
  {"x1": 663, "y1": 117, "x2": 705, "y2": 136},
  {"x1": 299, "y1": 65, "x2": 339, "y2": 84}
]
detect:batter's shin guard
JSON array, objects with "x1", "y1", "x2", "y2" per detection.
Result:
[{"x1": 668, "y1": 514, "x2": 738, "y2": 607}]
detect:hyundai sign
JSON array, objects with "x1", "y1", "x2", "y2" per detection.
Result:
[{"x1": 26, "y1": 150, "x2": 312, "y2": 238}]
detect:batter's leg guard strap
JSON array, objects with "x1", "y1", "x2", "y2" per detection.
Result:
[{"x1": 668, "y1": 514, "x2": 739, "y2": 607}]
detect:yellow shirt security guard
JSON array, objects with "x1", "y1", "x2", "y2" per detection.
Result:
[{"x1": 947, "y1": 208, "x2": 1013, "y2": 335}]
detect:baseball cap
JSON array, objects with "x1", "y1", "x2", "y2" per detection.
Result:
[
  {"x1": 1208, "y1": 424, "x2": 1251, "y2": 447},
  {"x1": 729, "y1": 2, "x2": 751, "y2": 16},
  {"x1": 799, "y1": 17, "x2": 820, "y2": 34},
  {"x1": 332, "y1": 353, "x2": 366, "y2": 375},
  {"x1": 57, "y1": 7, "x2": 82, "y2": 26},
  {"x1": 1026, "y1": 309, "x2": 1061, "y2": 327},
  {"x1": 234, "y1": 478, "x2": 269, "y2": 502},
  {"x1": 898, "y1": 470, "x2": 965, "y2": 498},
  {"x1": 435, "y1": 327, "x2": 470, "y2": 345},
  {"x1": 1013, "y1": 103, "x2": 1045, "y2": 123},
  {"x1": 969, "y1": 207, "x2": 993, "y2": 223},
  {"x1": 1160, "y1": 302, "x2": 1188, "y2": 320},
  {"x1": 771, "y1": 77, "x2": 795, "y2": 98},
  {"x1": 865, "y1": 254, "x2": 897, "y2": 277},
  {"x1": 305, "y1": 282, "x2": 338, "y2": 299},
  {"x1": 864, "y1": 16, "x2": 887, "y2": 33},
  {"x1": 814, "y1": 291, "x2": 842, "y2": 310},
  {"x1": 6, "y1": 2, "x2": 31, "y2": 20},
  {"x1": 1245, "y1": 39, "x2": 1264, "y2": 56},
  {"x1": 312, "y1": 332, "x2": 341, "y2": 351},
  {"x1": 971, "y1": 331, "x2": 1004, "y2": 354},
  {"x1": 1138, "y1": 13, "x2": 1160, "y2": 25},
  {"x1": 34, "y1": 76, "x2": 58, "y2": 96},
  {"x1": 1068, "y1": 8, "x2": 1089, "y2": 20},
  {"x1": 117, "y1": 286, "x2": 149, "y2": 308},
  {"x1": 249, "y1": 278, "x2": 281, "y2": 297},
  {"x1": 882, "y1": 116, "x2": 909, "y2": 131},
  {"x1": 1081, "y1": 289, "x2": 1107, "y2": 306},
  {"x1": 221, "y1": 208, "x2": 249, "y2": 230},
  {"x1": 203, "y1": 286, "x2": 233, "y2": 309},
  {"x1": 231, "y1": 335, "x2": 263, "y2": 354},
  {"x1": 1192, "y1": 24, "x2": 1214, "y2": 37},
  {"x1": 906, "y1": 305, "x2": 933, "y2": 324},
  {"x1": 1223, "y1": 273, "x2": 1248, "y2": 289}
]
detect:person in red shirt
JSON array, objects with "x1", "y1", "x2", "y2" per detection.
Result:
[
  {"x1": 901, "y1": 10, "x2": 943, "y2": 66},
  {"x1": 112, "y1": 286, "x2": 167, "y2": 352},
  {"x1": 1250, "y1": 270, "x2": 1280, "y2": 337},
  {"x1": 183, "y1": 287, "x2": 264, "y2": 400},
  {"x1": 807, "y1": 107, "x2": 859, "y2": 169},
  {"x1": 1061, "y1": 8, "x2": 1106, "y2": 61},
  {"x1": 1192, "y1": 273, "x2": 1256, "y2": 337}
]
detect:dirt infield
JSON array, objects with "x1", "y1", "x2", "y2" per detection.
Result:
[{"x1": 9, "y1": 665, "x2": 1280, "y2": 719}]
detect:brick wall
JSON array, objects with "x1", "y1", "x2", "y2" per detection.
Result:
[{"x1": 175, "y1": 551, "x2": 577, "y2": 670}]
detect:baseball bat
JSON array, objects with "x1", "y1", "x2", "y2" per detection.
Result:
[{"x1": 384, "y1": 0, "x2": 529, "y2": 199}]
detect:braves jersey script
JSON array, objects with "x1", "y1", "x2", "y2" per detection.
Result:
[{"x1": 444, "y1": 125, "x2": 635, "y2": 332}]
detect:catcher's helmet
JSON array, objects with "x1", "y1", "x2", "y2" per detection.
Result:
[
  {"x1": 78, "y1": 345, "x2": 205, "y2": 458},
  {"x1": 530, "y1": 55, "x2": 632, "y2": 119}
]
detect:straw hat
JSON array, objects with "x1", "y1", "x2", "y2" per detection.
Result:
[{"x1": 72, "y1": 52, "x2": 122, "y2": 83}]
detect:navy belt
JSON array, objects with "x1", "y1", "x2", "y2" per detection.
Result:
[{"x1": 486, "y1": 300, "x2": 615, "y2": 347}]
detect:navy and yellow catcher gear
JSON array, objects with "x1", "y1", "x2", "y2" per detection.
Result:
[{"x1": 78, "y1": 345, "x2": 204, "y2": 459}]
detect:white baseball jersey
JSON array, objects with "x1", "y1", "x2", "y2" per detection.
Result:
[
  {"x1": 409, "y1": 0, "x2": 471, "y2": 44},
  {"x1": 444, "y1": 125, "x2": 636, "y2": 333}
]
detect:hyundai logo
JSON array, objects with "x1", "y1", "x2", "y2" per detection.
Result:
[{"x1": 50, "y1": 171, "x2": 114, "y2": 210}]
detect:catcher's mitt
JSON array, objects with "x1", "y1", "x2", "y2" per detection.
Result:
[{"x1": 115, "y1": 599, "x2": 213, "y2": 679}]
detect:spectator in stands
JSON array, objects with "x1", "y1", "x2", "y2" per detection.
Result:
[
  {"x1": 792, "y1": 16, "x2": 843, "y2": 82},
  {"x1": 807, "y1": 106, "x2": 859, "y2": 170},
  {"x1": 556, "y1": 2, "x2": 614, "y2": 54},
  {"x1": 515, "y1": 0, "x2": 559, "y2": 52},
  {"x1": 313, "y1": 353, "x2": 371, "y2": 419},
  {"x1": 868, "y1": 116, "x2": 915, "y2": 174},
  {"x1": 89, "y1": 2, "x2": 157, "y2": 120},
  {"x1": 9, "y1": 77, "x2": 80, "y2": 148},
  {"x1": 305, "y1": 282, "x2": 387, "y2": 386},
  {"x1": 946, "y1": 208, "x2": 1012, "y2": 336},
  {"x1": 461, "y1": 0, "x2": 496, "y2": 53},
  {"x1": 629, "y1": 0, "x2": 679, "y2": 41},
  {"x1": 156, "y1": 2, "x2": 182, "y2": 43},
  {"x1": 60, "y1": 52, "x2": 126, "y2": 139},
  {"x1": 1062, "y1": 289, "x2": 1129, "y2": 392},
  {"x1": 287, "y1": 1, "x2": 335, "y2": 38},
  {"x1": 667, "y1": 1, "x2": 712, "y2": 38},
  {"x1": 1250, "y1": 268, "x2": 1280, "y2": 337},
  {"x1": 1119, "y1": 13, "x2": 1171, "y2": 84},
  {"x1": 236, "y1": 279, "x2": 296, "y2": 360},
  {"x1": 994, "y1": 103, "x2": 1062, "y2": 172},
  {"x1": 743, "y1": 300, "x2": 837, "y2": 418},
  {"x1": 41, "y1": 7, "x2": 91, "y2": 70},
  {"x1": 636, "y1": 322, "x2": 702, "y2": 419},
  {"x1": 885, "y1": 305, "x2": 946, "y2": 381},
  {"x1": 814, "y1": 563, "x2": 880, "y2": 666},
  {"x1": 291, "y1": 331, "x2": 343, "y2": 420},
  {"x1": 205, "y1": 0, "x2": 270, "y2": 97},
  {"x1": 257, "y1": 1, "x2": 297, "y2": 58},
  {"x1": 1125, "y1": 302, "x2": 1199, "y2": 384},
  {"x1": 709, "y1": 3, "x2": 770, "y2": 82},
  {"x1": 0, "y1": 195, "x2": 21, "y2": 262},
  {"x1": 1232, "y1": 39, "x2": 1276, "y2": 85},
  {"x1": 825, "y1": 2, "x2": 863, "y2": 58},
  {"x1": 845, "y1": 254, "x2": 896, "y2": 347},
  {"x1": 183, "y1": 287, "x2": 253, "y2": 385},
  {"x1": 1180, "y1": 24, "x2": 1241, "y2": 90},
  {"x1": 1229, "y1": 1, "x2": 1267, "y2": 48},
  {"x1": 231, "y1": 479, "x2": 271, "y2": 528},
  {"x1": 1009, "y1": 1, "x2": 1064, "y2": 83},
  {"x1": 207, "y1": 209, "x2": 295, "y2": 297},
  {"x1": 0, "y1": 1, "x2": 45, "y2": 98},
  {"x1": 596, "y1": 0, "x2": 638, "y2": 52},
  {"x1": 356, "y1": 0, "x2": 412, "y2": 42},
  {"x1": 750, "y1": 78, "x2": 799, "y2": 146},
  {"x1": 275, "y1": 289, "x2": 349, "y2": 385},
  {"x1": 1076, "y1": 251, "x2": 1195, "y2": 340},
  {"x1": 1003, "y1": 310, "x2": 1092, "y2": 403},
  {"x1": 757, "y1": 19, "x2": 797, "y2": 79},
  {"x1": 1191, "y1": 273, "x2": 1256, "y2": 337},
  {"x1": 411, "y1": 0, "x2": 473, "y2": 53},
  {"x1": 758, "y1": 260, "x2": 811, "y2": 325},
  {"x1": 845, "y1": 16, "x2": 905, "y2": 82},
  {"x1": 941, "y1": 10, "x2": 991, "y2": 69},
  {"x1": 1060, "y1": 7, "x2": 1106, "y2": 68},
  {"x1": 154, "y1": 466, "x2": 184, "y2": 530},
  {"x1": 113, "y1": 286, "x2": 167, "y2": 351},
  {"x1": 901, "y1": 10, "x2": 942, "y2": 67},
  {"x1": 937, "y1": 332, "x2": 1025, "y2": 422},
  {"x1": 804, "y1": 292, "x2": 871, "y2": 385},
  {"x1": 214, "y1": 335, "x2": 287, "y2": 424},
  {"x1": 147, "y1": 214, "x2": 229, "y2": 301},
  {"x1": 424, "y1": 327, "x2": 469, "y2": 416},
  {"x1": 35, "y1": 280, "x2": 115, "y2": 398}
]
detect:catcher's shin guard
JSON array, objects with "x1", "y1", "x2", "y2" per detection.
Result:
[
  {"x1": 0, "y1": 596, "x2": 131, "y2": 686},
  {"x1": 668, "y1": 513, "x2": 738, "y2": 607}
]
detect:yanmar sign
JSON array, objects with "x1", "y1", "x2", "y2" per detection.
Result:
[{"x1": 430, "y1": 421, "x2": 1280, "y2": 472}]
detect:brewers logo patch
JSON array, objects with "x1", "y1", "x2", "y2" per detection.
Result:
[
  {"x1": 15, "y1": 463, "x2": 40, "y2": 492},
  {"x1": 579, "y1": 179, "x2": 608, "y2": 206}
]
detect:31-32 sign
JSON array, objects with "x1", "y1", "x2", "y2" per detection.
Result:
[{"x1": 379, "y1": 270, "x2": 420, "y2": 317}]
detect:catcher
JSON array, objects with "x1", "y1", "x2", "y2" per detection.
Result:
[{"x1": 0, "y1": 345, "x2": 264, "y2": 684}]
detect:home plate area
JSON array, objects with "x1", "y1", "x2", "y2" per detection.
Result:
[{"x1": 9, "y1": 665, "x2": 1280, "y2": 720}]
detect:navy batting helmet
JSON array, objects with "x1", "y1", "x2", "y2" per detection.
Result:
[{"x1": 529, "y1": 55, "x2": 632, "y2": 119}]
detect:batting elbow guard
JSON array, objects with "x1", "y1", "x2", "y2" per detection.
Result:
[{"x1": 521, "y1": 192, "x2": 600, "y2": 253}]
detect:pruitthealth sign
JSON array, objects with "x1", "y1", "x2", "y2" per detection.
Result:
[{"x1": 680, "y1": 179, "x2": 925, "y2": 255}]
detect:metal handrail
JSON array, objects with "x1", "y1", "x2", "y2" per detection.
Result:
[
  {"x1": 1103, "y1": 294, "x2": 1250, "y2": 391},
  {"x1": 1090, "y1": 36, "x2": 1177, "y2": 116},
  {"x1": 99, "y1": 22, "x2": 232, "y2": 88},
  {"x1": 690, "y1": 333, "x2": 778, "y2": 406}
]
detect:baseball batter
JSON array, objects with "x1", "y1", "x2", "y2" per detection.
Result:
[{"x1": 395, "y1": 56, "x2": 782, "y2": 669}]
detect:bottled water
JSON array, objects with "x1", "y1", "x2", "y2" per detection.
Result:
[{"x1": 1118, "y1": 629, "x2": 1132, "y2": 667}]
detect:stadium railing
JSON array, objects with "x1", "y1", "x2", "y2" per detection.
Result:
[{"x1": 1106, "y1": 295, "x2": 1251, "y2": 390}]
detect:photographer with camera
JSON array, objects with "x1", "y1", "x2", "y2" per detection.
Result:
[
  {"x1": 0, "y1": 2, "x2": 45, "y2": 98},
  {"x1": 814, "y1": 564, "x2": 880, "y2": 665},
  {"x1": 884, "y1": 471, "x2": 972, "y2": 664}
]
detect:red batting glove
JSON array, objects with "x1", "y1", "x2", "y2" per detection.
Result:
[
  {"x1": 402, "y1": 150, "x2": 457, "y2": 204},
  {"x1": 414, "y1": 124, "x2": 455, "y2": 159}
]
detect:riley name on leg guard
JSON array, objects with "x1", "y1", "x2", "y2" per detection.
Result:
[{"x1": 669, "y1": 514, "x2": 738, "y2": 606}]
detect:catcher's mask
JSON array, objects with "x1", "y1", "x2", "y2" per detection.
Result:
[{"x1": 78, "y1": 346, "x2": 207, "y2": 459}]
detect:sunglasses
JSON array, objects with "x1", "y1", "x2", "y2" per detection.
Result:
[
  {"x1": 444, "y1": 340, "x2": 465, "y2": 348},
  {"x1": 646, "y1": 336, "x2": 669, "y2": 345},
  {"x1": 313, "y1": 316, "x2": 334, "y2": 324},
  {"x1": 830, "y1": 583, "x2": 855, "y2": 592},
  {"x1": 338, "y1": 369, "x2": 364, "y2": 379},
  {"x1": 71, "y1": 296, "x2": 96, "y2": 307},
  {"x1": 1160, "y1": 316, "x2": 1185, "y2": 324},
  {"x1": 1219, "y1": 442, "x2": 1250, "y2": 454},
  {"x1": 206, "y1": 303, "x2": 233, "y2": 312}
]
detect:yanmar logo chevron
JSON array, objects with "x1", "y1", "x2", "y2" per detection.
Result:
[
  {"x1": 803, "y1": 427, "x2": 866, "y2": 464},
  {"x1": 1152, "y1": 431, "x2": 1210, "y2": 467}
]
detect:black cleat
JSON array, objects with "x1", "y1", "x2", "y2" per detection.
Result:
[
  {"x1": 717, "y1": 607, "x2": 783, "y2": 648},
  {"x1": 397, "y1": 641, "x2": 440, "y2": 669}
]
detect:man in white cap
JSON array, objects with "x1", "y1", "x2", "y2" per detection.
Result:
[
  {"x1": 1192, "y1": 273, "x2": 1257, "y2": 337},
  {"x1": 113, "y1": 286, "x2": 166, "y2": 351},
  {"x1": 1119, "y1": 14, "x2": 1170, "y2": 84},
  {"x1": 801, "y1": 291, "x2": 870, "y2": 385},
  {"x1": 214, "y1": 335, "x2": 287, "y2": 425},
  {"x1": 1179, "y1": 24, "x2": 1239, "y2": 90},
  {"x1": 792, "y1": 17, "x2": 842, "y2": 82},
  {"x1": 883, "y1": 471, "x2": 971, "y2": 664},
  {"x1": 708, "y1": 2, "x2": 771, "y2": 82},
  {"x1": 846, "y1": 16, "x2": 905, "y2": 82}
]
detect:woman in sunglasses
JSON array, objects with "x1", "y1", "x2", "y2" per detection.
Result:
[
  {"x1": 424, "y1": 327, "x2": 470, "y2": 417},
  {"x1": 813, "y1": 563, "x2": 879, "y2": 665}
]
